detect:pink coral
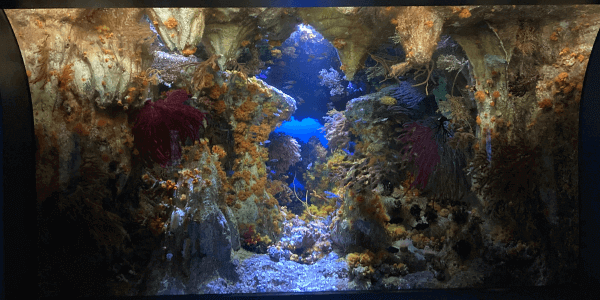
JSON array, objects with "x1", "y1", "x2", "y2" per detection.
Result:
[{"x1": 132, "y1": 89, "x2": 207, "y2": 167}]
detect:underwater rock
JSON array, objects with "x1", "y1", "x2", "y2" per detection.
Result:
[
  {"x1": 201, "y1": 8, "x2": 264, "y2": 70},
  {"x1": 256, "y1": 7, "x2": 301, "y2": 41},
  {"x1": 7, "y1": 8, "x2": 156, "y2": 110},
  {"x1": 148, "y1": 8, "x2": 206, "y2": 54},
  {"x1": 187, "y1": 200, "x2": 233, "y2": 263},
  {"x1": 392, "y1": 7, "x2": 444, "y2": 68},
  {"x1": 297, "y1": 7, "x2": 394, "y2": 80}
]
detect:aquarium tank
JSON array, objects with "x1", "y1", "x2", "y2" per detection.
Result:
[{"x1": 9, "y1": 5, "x2": 590, "y2": 296}]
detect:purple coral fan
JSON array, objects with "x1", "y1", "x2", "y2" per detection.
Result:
[
  {"x1": 132, "y1": 89, "x2": 207, "y2": 167},
  {"x1": 398, "y1": 121, "x2": 441, "y2": 190}
]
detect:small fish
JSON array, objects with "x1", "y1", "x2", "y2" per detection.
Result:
[
  {"x1": 285, "y1": 80, "x2": 296, "y2": 85},
  {"x1": 309, "y1": 54, "x2": 315, "y2": 59},
  {"x1": 307, "y1": 162, "x2": 312, "y2": 170},
  {"x1": 269, "y1": 159, "x2": 279, "y2": 162},
  {"x1": 259, "y1": 73, "x2": 267, "y2": 79},
  {"x1": 316, "y1": 56, "x2": 326, "y2": 60},
  {"x1": 264, "y1": 140, "x2": 270, "y2": 144},
  {"x1": 282, "y1": 85, "x2": 293, "y2": 89}
]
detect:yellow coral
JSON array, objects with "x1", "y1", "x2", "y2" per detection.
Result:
[{"x1": 380, "y1": 96, "x2": 397, "y2": 106}]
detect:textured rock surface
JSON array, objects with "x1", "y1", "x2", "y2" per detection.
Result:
[
  {"x1": 147, "y1": 8, "x2": 205, "y2": 54},
  {"x1": 10, "y1": 5, "x2": 595, "y2": 296},
  {"x1": 297, "y1": 7, "x2": 395, "y2": 81}
]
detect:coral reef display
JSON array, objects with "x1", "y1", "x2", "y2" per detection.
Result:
[{"x1": 11, "y1": 5, "x2": 591, "y2": 296}]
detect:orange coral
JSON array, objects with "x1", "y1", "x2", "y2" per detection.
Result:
[
  {"x1": 268, "y1": 40, "x2": 282, "y2": 47},
  {"x1": 234, "y1": 100, "x2": 259, "y2": 121},
  {"x1": 562, "y1": 83, "x2": 575, "y2": 94},
  {"x1": 559, "y1": 47, "x2": 570, "y2": 56},
  {"x1": 359, "y1": 250, "x2": 375, "y2": 265},
  {"x1": 209, "y1": 84, "x2": 222, "y2": 99},
  {"x1": 249, "y1": 123, "x2": 271, "y2": 143},
  {"x1": 182, "y1": 46, "x2": 197, "y2": 56},
  {"x1": 492, "y1": 90, "x2": 500, "y2": 98},
  {"x1": 72, "y1": 122, "x2": 89, "y2": 136},
  {"x1": 346, "y1": 253, "x2": 361, "y2": 267},
  {"x1": 458, "y1": 8, "x2": 471, "y2": 18},
  {"x1": 238, "y1": 189, "x2": 252, "y2": 201},
  {"x1": 475, "y1": 90, "x2": 486, "y2": 102},
  {"x1": 97, "y1": 118, "x2": 108, "y2": 127},
  {"x1": 538, "y1": 98, "x2": 553, "y2": 109},
  {"x1": 252, "y1": 176, "x2": 267, "y2": 196},
  {"x1": 212, "y1": 145, "x2": 227, "y2": 159},
  {"x1": 555, "y1": 72, "x2": 569, "y2": 84},
  {"x1": 213, "y1": 100, "x2": 226, "y2": 115},
  {"x1": 164, "y1": 17, "x2": 178, "y2": 29},
  {"x1": 476, "y1": 115, "x2": 482, "y2": 125},
  {"x1": 333, "y1": 38, "x2": 346, "y2": 49},
  {"x1": 58, "y1": 63, "x2": 75, "y2": 92}
]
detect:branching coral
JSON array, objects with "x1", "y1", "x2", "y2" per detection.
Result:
[
  {"x1": 298, "y1": 136, "x2": 328, "y2": 171},
  {"x1": 391, "y1": 6, "x2": 442, "y2": 67},
  {"x1": 321, "y1": 108, "x2": 351, "y2": 151},
  {"x1": 132, "y1": 89, "x2": 207, "y2": 167},
  {"x1": 365, "y1": 53, "x2": 403, "y2": 83},
  {"x1": 439, "y1": 94, "x2": 473, "y2": 129},
  {"x1": 336, "y1": 155, "x2": 398, "y2": 193},
  {"x1": 267, "y1": 132, "x2": 302, "y2": 177},
  {"x1": 318, "y1": 67, "x2": 345, "y2": 96}
]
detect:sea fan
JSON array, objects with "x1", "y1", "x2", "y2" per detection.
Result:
[
  {"x1": 398, "y1": 121, "x2": 441, "y2": 190},
  {"x1": 132, "y1": 89, "x2": 207, "y2": 167}
]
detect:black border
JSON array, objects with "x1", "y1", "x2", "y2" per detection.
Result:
[{"x1": 1, "y1": 1, "x2": 599, "y2": 299}]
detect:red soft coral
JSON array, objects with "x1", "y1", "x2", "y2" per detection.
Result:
[
  {"x1": 398, "y1": 121, "x2": 441, "y2": 190},
  {"x1": 132, "y1": 89, "x2": 207, "y2": 167}
]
